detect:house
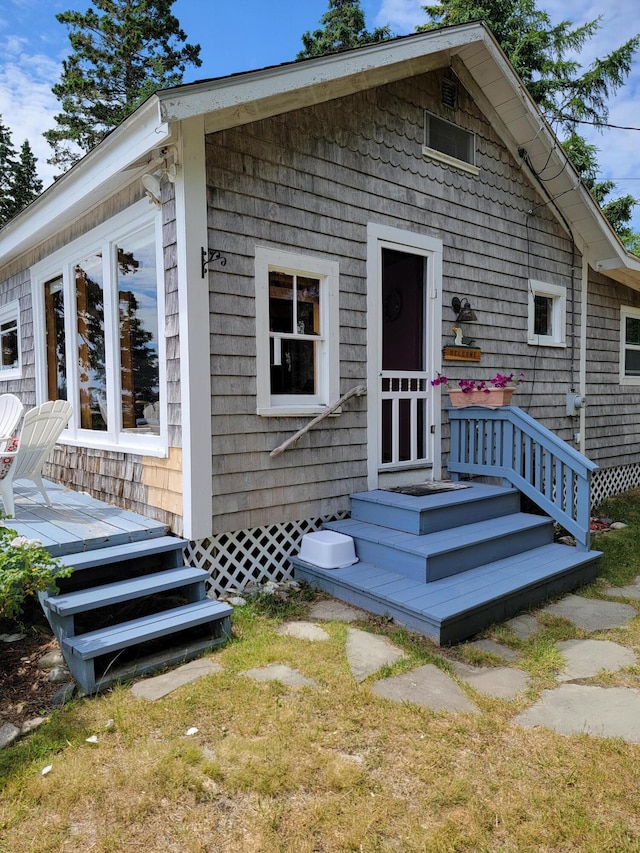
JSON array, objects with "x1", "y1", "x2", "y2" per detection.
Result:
[{"x1": 1, "y1": 22, "x2": 639, "y2": 640}]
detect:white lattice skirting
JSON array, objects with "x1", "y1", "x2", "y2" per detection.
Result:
[
  {"x1": 184, "y1": 513, "x2": 348, "y2": 596},
  {"x1": 591, "y1": 463, "x2": 640, "y2": 509}
]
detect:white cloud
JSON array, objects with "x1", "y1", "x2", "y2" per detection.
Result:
[
  {"x1": 374, "y1": 0, "x2": 425, "y2": 33},
  {"x1": 0, "y1": 46, "x2": 60, "y2": 189}
]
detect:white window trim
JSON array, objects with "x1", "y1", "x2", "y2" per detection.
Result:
[
  {"x1": 620, "y1": 304, "x2": 640, "y2": 385},
  {"x1": 527, "y1": 280, "x2": 566, "y2": 347},
  {"x1": 0, "y1": 300, "x2": 22, "y2": 381},
  {"x1": 255, "y1": 246, "x2": 339, "y2": 417},
  {"x1": 31, "y1": 200, "x2": 168, "y2": 456}
]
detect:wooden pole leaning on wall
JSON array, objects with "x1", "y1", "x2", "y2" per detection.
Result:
[{"x1": 270, "y1": 385, "x2": 367, "y2": 458}]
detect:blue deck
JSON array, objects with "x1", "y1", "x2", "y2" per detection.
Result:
[
  {"x1": 5, "y1": 480, "x2": 168, "y2": 556},
  {"x1": 291, "y1": 484, "x2": 601, "y2": 645}
]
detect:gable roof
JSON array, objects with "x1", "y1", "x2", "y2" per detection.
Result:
[{"x1": 2, "y1": 21, "x2": 639, "y2": 288}]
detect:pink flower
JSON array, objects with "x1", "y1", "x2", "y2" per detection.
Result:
[{"x1": 431, "y1": 371, "x2": 525, "y2": 392}]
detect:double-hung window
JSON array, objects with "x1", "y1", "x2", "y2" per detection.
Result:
[
  {"x1": 255, "y1": 247, "x2": 339, "y2": 416},
  {"x1": 620, "y1": 305, "x2": 640, "y2": 384},
  {"x1": 32, "y1": 202, "x2": 165, "y2": 453}
]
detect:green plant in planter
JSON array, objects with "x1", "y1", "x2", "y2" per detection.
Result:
[{"x1": 0, "y1": 525, "x2": 73, "y2": 623}]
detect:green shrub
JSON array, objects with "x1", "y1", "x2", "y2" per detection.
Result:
[{"x1": 0, "y1": 526, "x2": 72, "y2": 622}]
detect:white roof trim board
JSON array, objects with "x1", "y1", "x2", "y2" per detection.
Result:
[{"x1": 1, "y1": 21, "x2": 639, "y2": 287}]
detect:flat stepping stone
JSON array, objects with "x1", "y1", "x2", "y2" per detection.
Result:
[
  {"x1": 541, "y1": 595, "x2": 636, "y2": 632},
  {"x1": 604, "y1": 579, "x2": 640, "y2": 600},
  {"x1": 504, "y1": 614, "x2": 540, "y2": 641},
  {"x1": 131, "y1": 659, "x2": 223, "y2": 700},
  {"x1": 450, "y1": 661, "x2": 529, "y2": 699},
  {"x1": 556, "y1": 639, "x2": 636, "y2": 682},
  {"x1": 277, "y1": 621, "x2": 329, "y2": 641},
  {"x1": 346, "y1": 628, "x2": 406, "y2": 682},
  {"x1": 240, "y1": 664, "x2": 318, "y2": 688},
  {"x1": 466, "y1": 638, "x2": 520, "y2": 661},
  {"x1": 307, "y1": 601, "x2": 365, "y2": 622},
  {"x1": 372, "y1": 664, "x2": 480, "y2": 714},
  {"x1": 0, "y1": 723, "x2": 20, "y2": 749},
  {"x1": 513, "y1": 684, "x2": 640, "y2": 742}
]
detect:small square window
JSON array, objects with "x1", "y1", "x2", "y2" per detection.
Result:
[
  {"x1": 0, "y1": 301, "x2": 22, "y2": 380},
  {"x1": 528, "y1": 281, "x2": 566, "y2": 347}
]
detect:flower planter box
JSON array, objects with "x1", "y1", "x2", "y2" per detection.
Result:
[{"x1": 448, "y1": 387, "x2": 516, "y2": 408}]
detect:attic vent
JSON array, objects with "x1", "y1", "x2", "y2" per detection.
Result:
[
  {"x1": 441, "y1": 78, "x2": 458, "y2": 110},
  {"x1": 424, "y1": 111, "x2": 475, "y2": 168}
]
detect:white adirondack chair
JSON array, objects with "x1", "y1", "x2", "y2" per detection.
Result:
[
  {"x1": 0, "y1": 394, "x2": 24, "y2": 442},
  {"x1": 0, "y1": 400, "x2": 73, "y2": 517}
]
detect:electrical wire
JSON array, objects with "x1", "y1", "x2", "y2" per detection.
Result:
[{"x1": 547, "y1": 116, "x2": 640, "y2": 132}]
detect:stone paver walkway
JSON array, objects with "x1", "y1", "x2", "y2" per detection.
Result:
[
  {"x1": 131, "y1": 659, "x2": 222, "y2": 701},
  {"x1": 513, "y1": 684, "x2": 640, "y2": 742},
  {"x1": 372, "y1": 664, "x2": 480, "y2": 714},
  {"x1": 555, "y1": 639, "x2": 635, "y2": 682},
  {"x1": 129, "y1": 584, "x2": 640, "y2": 743},
  {"x1": 540, "y1": 594, "x2": 636, "y2": 631}
]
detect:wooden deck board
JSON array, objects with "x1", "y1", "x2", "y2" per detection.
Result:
[
  {"x1": 292, "y1": 544, "x2": 601, "y2": 644},
  {"x1": 5, "y1": 481, "x2": 169, "y2": 556}
]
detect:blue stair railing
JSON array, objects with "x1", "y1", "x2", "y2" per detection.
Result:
[{"x1": 447, "y1": 405, "x2": 598, "y2": 550}]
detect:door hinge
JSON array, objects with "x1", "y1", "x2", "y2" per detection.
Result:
[{"x1": 430, "y1": 425, "x2": 436, "y2": 434}]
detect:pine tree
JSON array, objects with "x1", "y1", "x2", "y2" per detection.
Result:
[
  {"x1": 418, "y1": 0, "x2": 640, "y2": 248},
  {"x1": 12, "y1": 141, "x2": 43, "y2": 215},
  {"x1": 0, "y1": 123, "x2": 44, "y2": 227},
  {"x1": 298, "y1": 0, "x2": 392, "y2": 59},
  {"x1": 45, "y1": 0, "x2": 202, "y2": 171},
  {"x1": 0, "y1": 117, "x2": 18, "y2": 227}
]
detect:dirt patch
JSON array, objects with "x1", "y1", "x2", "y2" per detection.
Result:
[{"x1": 1, "y1": 611, "x2": 65, "y2": 729}]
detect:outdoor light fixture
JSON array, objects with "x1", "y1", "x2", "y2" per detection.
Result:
[
  {"x1": 141, "y1": 172, "x2": 162, "y2": 206},
  {"x1": 451, "y1": 296, "x2": 478, "y2": 322},
  {"x1": 141, "y1": 160, "x2": 180, "y2": 207}
]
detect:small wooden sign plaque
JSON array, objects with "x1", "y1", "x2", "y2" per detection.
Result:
[{"x1": 442, "y1": 346, "x2": 482, "y2": 362}]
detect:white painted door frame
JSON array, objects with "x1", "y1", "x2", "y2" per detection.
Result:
[{"x1": 366, "y1": 223, "x2": 443, "y2": 490}]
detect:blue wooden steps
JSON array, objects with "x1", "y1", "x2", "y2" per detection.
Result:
[
  {"x1": 41, "y1": 534, "x2": 231, "y2": 693},
  {"x1": 291, "y1": 483, "x2": 601, "y2": 644},
  {"x1": 63, "y1": 602, "x2": 231, "y2": 659},
  {"x1": 324, "y1": 512, "x2": 553, "y2": 582},
  {"x1": 47, "y1": 566, "x2": 208, "y2": 617},
  {"x1": 350, "y1": 485, "x2": 521, "y2": 535}
]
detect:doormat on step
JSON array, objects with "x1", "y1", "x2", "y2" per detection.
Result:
[{"x1": 386, "y1": 482, "x2": 472, "y2": 497}]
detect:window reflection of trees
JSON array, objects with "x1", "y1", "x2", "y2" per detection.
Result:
[
  {"x1": 45, "y1": 277, "x2": 67, "y2": 401},
  {"x1": 117, "y1": 242, "x2": 159, "y2": 433},
  {"x1": 44, "y1": 228, "x2": 160, "y2": 437},
  {"x1": 75, "y1": 257, "x2": 106, "y2": 431}
]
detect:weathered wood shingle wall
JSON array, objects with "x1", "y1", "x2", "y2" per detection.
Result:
[
  {"x1": 585, "y1": 271, "x2": 640, "y2": 469},
  {"x1": 205, "y1": 69, "x2": 580, "y2": 533}
]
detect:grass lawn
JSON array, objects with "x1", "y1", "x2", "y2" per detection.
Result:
[{"x1": 1, "y1": 491, "x2": 640, "y2": 852}]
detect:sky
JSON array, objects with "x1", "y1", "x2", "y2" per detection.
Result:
[{"x1": 0, "y1": 0, "x2": 639, "y2": 230}]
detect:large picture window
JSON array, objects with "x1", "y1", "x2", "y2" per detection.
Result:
[
  {"x1": 255, "y1": 247, "x2": 339, "y2": 416},
  {"x1": 33, "y1": 204, "x2": 164, "y2": 452}
]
